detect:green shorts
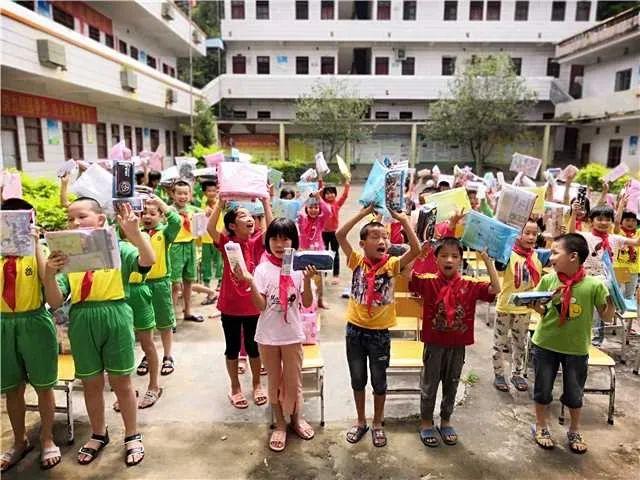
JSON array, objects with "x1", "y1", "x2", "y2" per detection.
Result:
[
  {"x1": 1, "y1": 307, "x2": 58, "y2": 393},
  {"x1": 148, "y1": 277, "x2": 176, "y2": 330},
  {"x1": 128, "y1": 283, "x2": 156, "y2": 332},
  {"x1": 170, "y1": 241, "x2": 196, "y2": 282},
  {"x1": 68, "y1": 301, "x2": 135, "y2": 378}
]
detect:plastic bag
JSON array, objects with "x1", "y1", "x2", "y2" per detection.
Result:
[
  {"x1": 315, "y1": 152, "x2": 330, "y2": 176},
  {"x1": 272, "y1": 198, "x2": 302, "y2": 221},
  {"x1": 461, "y1": 211, "x2": 520, "y2": 264},
  {"x1": 218, "y1": 162, "x2": 269, "y2": 200},
  {"x1": 1, "y1": 171, "x2": 23, "y2": 199},
  {"x1": 359, "y1": 160, "x2": 388, "y2": 210},
  {"x1": 385, "y1": 169, "x2": 405, "y2": 212},
  {"x1": 109, "y1": 140, "x2": 131, "y2": 161},
  {"x1": 69, "y1": 163, "x2": 114, "y2": 210}
]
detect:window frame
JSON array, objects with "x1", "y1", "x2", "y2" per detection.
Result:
[
  {"x1": 514, "y1": 1, "x2": 529, "y2": 21},
  {"x1": 377, "y1": 0, "x2": 391, "y2": 20},
  {"x1": 442, "y1": 56, "x2": 456, "y2": 76},
  {"x1": 469, "y1": 0, "x2": 483, "y2": 20},
  {"x1": 486, "y1": 1, "x2": 501, "y2": 20},
  {"x1": 97, "y1": 122, "x2": 108, "y2": 158},
  {"x1": 147, "y1": 55, "x2": 157, "y2": 69},
  {"x1": 88, "y1": 25, "x2": 100, "y2": 42},
  {"x1": 443, "y1": 1, "x2": 457, "y2": 20},
  {"x1": 320, "y1": 56, "x2": 335, "y2": 74},
  {"x1": 135, "y1": 127, "x2": 143, "y2": 154},
  {"x1": 295, "y1": 0, "x2": 309, "y2": 20},
  {"x1": 403, "y1": 1, "x2": 417, "y2": 21},
  {"x1": 374, "y1": 111, "x2": 390, "y2": 120},
  {"x1": 232, "y1": 54, "x2": 247, "y2": 74},
  {"x1": 24, "y1": 117, "x2": 44, "y2": 162},
  {"x1": 614, "y1": 69, "x2": 632, "y2": 92},
  {"x1": 399, "y1": 111, "x2": 413, "y2": 120},
  {"x1": 546, "y1": 58, "x2": 560, "y2": 78},
  {"x1": 256, "y1": 0, "x2": 269, "y2": 19},
  {"x1": 52, "y1": 6, "x2": 74, "y2": 30},
  {"x1": 320, "y1": 1, "x2": 334, "y2": 20},
  {"x1": 150, "y1": 129, "x2": 160, "y2": 152},
  {"x1": 375, "y1": 57, "x2": 389, "y2": 75},
  {"x1": 256, "y1": 56, "x2": 270, "y2": 74},
  {"x1": 575, "y1": 1, "x2": 591, "y2": 21},
  {"x1": 111, "y1": 124, "x2": 120, "y2": 145},
  {"x1": 551, "y1": 1, "x2": 566, "y2": 21},
  {"x1": 401, "y1": 57, "x2": 415, "y2": 76},
  {"x1": 62, "y1": 121, "x2": 83, "y2": 161},
  {"x1": 123, "y1": 125, "x2": 133, "y2": 150},
  {"x1": 105, "y1": 33, "x2": 114, "y2": 48},
  {"x1": 511, "y1": 57, "x2": 522, "y2": 75},
  {"x1": 231, "y1": 1, "x2": 245, "y2": 19},
  {"x1": 257, "y1": 111, "x2": 271, "y2": 119},
  {"x1": 119, "y1": 40, "x2": 128, "y2": 55},
  {"x1": 130, "y1": 46, "x2": 139, "y2": 61},
  {"x1": 296, "y1": 56, "x2": 309, "y2": 75}
]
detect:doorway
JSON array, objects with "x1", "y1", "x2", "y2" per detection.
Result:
[{"x1": 352, "y1": 48, "x2": 371, "y2": 75}]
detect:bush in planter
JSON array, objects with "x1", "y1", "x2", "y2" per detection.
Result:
[
  {"x1": 575, "y1": 163, "x2": 628, "y2": 194},
  {"x1": 189, "y1": 142, "x2": 222, "y2": 167},
  {"x1": 20, "y1": 173, "x2": 67, "y2": 231}
]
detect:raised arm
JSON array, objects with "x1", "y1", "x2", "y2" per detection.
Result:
[
  {"x1": 42, "y1": 251, "x2": 67, "y2": 310},
  {"x1": 613, "y1": 192, "x2": 627, "y2": 234},
  {"x1": 336, "y1": 204, "x2": 374, "y2": 261},
  {"x1": 337, "y1": 181, "x2": 351, "y2": 207},
  {"x1": 117, "y1": 204, "x2": 155, "y2": 267},
  {"x1": 261, "y1": 193, "x2": 273, "y2": 229},
  {"x1": 391, "y1": 210, "x2": 421, "y2": 270},
  {"x1": 206, "y1": 198, "x2": 225, "y2": 244},
  {"x1": 479, "y1": 250, "x2": 501, "y2": 295},
  {"x1": 59, "y1": 173, "x2": 71, "y2": 208}
]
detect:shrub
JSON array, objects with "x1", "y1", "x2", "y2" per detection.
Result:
[
  {"x1": 189, "y1": 142, "x2": 222, "y2": 167},
  {"x1": 20, "y1": 173, "x2": 67, "y2": 231},
  {"x1": 574, "y1": 163, "x2": 628, "y2": 194}
]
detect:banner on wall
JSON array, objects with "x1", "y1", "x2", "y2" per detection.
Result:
[
  {"x1": 630, "y1": 136, "x2": 638, "y2": 156},
  {"x1": 46, "y1": 119, "x2": 60, "y2": 145},
  {"x1": 1, "y1": 91, "x2": 97, "y2": 124}
]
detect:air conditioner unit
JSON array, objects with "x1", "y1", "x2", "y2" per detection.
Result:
[
  {"x1": 192, "y1": 30, "x2": 202, "y2": 44},
  {"x1": 120, "y1": 69, "x2": 138, "y2": 92},
  {"x1": 37, "y1": 39, "x2": 66, "y2": 69},
  {"x1": 396, "y1": 49, "x2": 406, "y2": 61},
  {"x1": 166, "y1": 88, "x2": 178, "y2": 104},
  {"x1": 161, "y1": 2, "x2": 174, "y2": 20}
]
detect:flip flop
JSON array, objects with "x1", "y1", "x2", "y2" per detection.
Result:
[
  {"x1": 437, "y1": 425, "x2": 458, "y2": 446},
  {"x1": 346, "y1": 424, "x2": 369, "y2": 444},
  {"x1": 184, "y1": 314, "x2": 205, "y2": 323},
  {"x1": 494, "y1": 375, "x2": 509, "y2": 392},
  {"x1": 260, "y1": 366, "x2": 267, "y2": 376},
  {"x1": 420, "y1": 428, "x2": 440, "y2": 448},
  {"x1": 291, "y1": 420, "x2": 315, "y2": 440},
  {"x1": 253, "y1": 386, "x2": 268, "y2": 406},
  {"x1": 371, "y1": 427, "x2": 387, "y2": 448},
  {"x1": 40, "y1": 445, "x2": 61, "y2": 470},
  {"x1": 269, "y1": 430, "x2": 287, "y2": 452},
  {"x1": 510, "y1": 376, "x2": 528, "y2": 392},
  {"x1": 201, "y1": 296, "x2": 217, "y2": 306},
  {"x1": 228, "y1": 392, "x2": 249, "y2": 409},
  {"x1": 160, "y1": 356, "x2": 175, "y2": 376},
  {"x1": 1, "y1": 440, "x2": 34, "y2": 472},
  {"x1": 136, "y1": 356, "x2": 149, "y2": 376},
  {"x1": 138, "y1": 388, "x2": 163, "y2": 409}
]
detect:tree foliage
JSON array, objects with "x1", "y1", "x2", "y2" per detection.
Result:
[
  {"x1": 181, "y1": 99, "x2": 216, "y2": 147},
  {"x1": 425, "y1": 54, "x2": 536, "y2": 173},
  {"x1": 294, "y1": 79, "x2": 372, "y2": 165}
]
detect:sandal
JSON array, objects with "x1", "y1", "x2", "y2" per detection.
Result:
[
  {"x1": 184, "y1": 314, "x2": 205, "y2": 323},
  {"x1": 420, "y1": 428, "x2": 440, "y2": 448},
  {"x1": 567, "y1": 431, "x2": 587, "y2": 454},
  {"x1": 510, "y1": 376, "x2": 528, "y2": 392},
  {"x1": 494, "y1": 375, "x2": 509, "y2": 392},
  {"x1": 113, "y1": 390, "x2": 138, "y2": 412},
  {"x1": 253, "y1": 386, "x2": 268, "y2": 406},
  {"x1": 228, "y1": 392, "x2": 249, "y2": 409},
  {"x1": 346, "y1": 424, "x2": 369, "y2": 444},
  {"x1": 40, "y1": 445, "x2": 61, "y2": 470},
  {"x1": 269, "y1": 430, "x2": 287, "y2": 452},
  {"x1": 124, "y1": 433, "x2": 144, "y2": 467},
  {"x1": 291, "y1": 419, "x2": 315, "y2": 440},
  {"x1": 78, "y1": 429, "x2": 110, "y2": 465},
  {"x1": 136, "y1": 356, "x2": 149, "y2": 376},
  {"x1": 531, "y1": 424, "x2": 554, "y2": 450},
  {"x1": 160, "y1": 356, "x2": 175, "y2": 376},
  {"x1": 437, "y1": 425, "x2": 458, "y2": 446},
  {"x1": 371, "y1": 427, "x2": 387, "y2": 448},
  {"x1": 201, "y1": 295, "x2": 217, "y2": 306},
  {"x1": 1, "y1": 439, "x2": 34, "y2": 472},
  {"x1": 138, "y1": 388, "x2": 163, "y2": 409}
]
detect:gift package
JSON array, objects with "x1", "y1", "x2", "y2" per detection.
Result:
[
  {"x1": 315, "y1": 152, "x2": 330, "y2": 176},
  {"x1": 0, "y1": 210, "x2": 34, "y2": 256},
  {"x1": 272, "y1": 198, "x2": 302, "y2": 221},
  {"x1": 423, "y1": 188, "x2": 471, "y2": 223},
  {"x1": 461, "y1": 211, "x2": 520, "y2": 264},
  {"x1": 495, "y1": 184, "x2": 537, "y2": 230},
  {"x1": 292, "y1": 250, "x2": 335, "y2": 271},
  {"x1": 218, "y1": 162, "x2": 269, "y2": 200},
  {"x1": 509, "y1": 291, "x2": 555, "y2": 307},
  {"x1": 416, "y1": 203, "x2": 438, "y2": 242},
  {"x1": 45, "y1": 227, "x2": 120, "y2": 273},
  {"x1": 385, "y1": 168, "x2": 406, "y2": 212},
  {"x1": 224, "y1": 242, "x2": 249, "y2": 276}
]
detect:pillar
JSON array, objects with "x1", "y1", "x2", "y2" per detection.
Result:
[
  {"x1": 541, "y1": 123, "x2": 552, "y2": 173},
  {"x1": 213, "y1": 120, "x2": 219, "y2": 147},
  {"x1": 410, "y1": 123, "x2": 418, "y2": 167},
  {"x1": 279, "y1": 122, "x2": 286, "y2": 161}
]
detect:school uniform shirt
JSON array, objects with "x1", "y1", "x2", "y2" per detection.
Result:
[
  {"x1": 580, "y1": 232, "x2": 625, "y2": 277},
  {"x1": 199, "y1": 198, "x2": 225, "y2": 245},
  {"x1": 410, "y1": 273, "x2": 495, "y2": 347},
  {"x1": 298, "y1": 201, "x2": 331, "y2": 251},
  {"x1": 1, "y1": 256, "x2": 43, "y2": 312},
  {"x1": 173, "y1": 205, "x2": 201, "y2": 243},
  {"x1": 253, "y1": 262, "x2": 305, "y2": 345},
  {"x1": 533, "y1": 273, "x2": 609, "y2": 356},
  {"x1": 137, "y1": 210, "x2": 182, "y2": 282},
  {"x1": 318, "y1": 180, "x2": 350, "y2": 232},
  {"x1": 496, "y1": 250, "x2": 542, "y2": 315},
  {"x1": 614, "y1": 229, "x2": 640, "y2": 275},
  {"x1": 215, "y1": 231, "x2": 265, "y2": 316},
  {"x1": 345, "y1": 251, "x2": 400, "y2": 330}
]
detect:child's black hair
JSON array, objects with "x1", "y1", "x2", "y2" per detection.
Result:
[
  {"x1": 1, "y1": 198, "x2": 34, "y2": 211},
  {"x1": 223, "y1": 207, "x2": 242, "y2": 237},
  {"x1": 264, "y1": 218, "x2": 299, "y2": 253},
  {"x1": 321, "y1": 186, "x2": 337, "y2": 198},
  {"x1": 555, "y1": 233, "x2": 589, "y2": 264},
  {"x1": 621, "y1": 211, "x2": 638, "y2": 223},
  {"x1": 569, "y1": 196, "x2": 591, "y2": 218},
  {"x1": 201, "y1": 179, "x2": 218, "y2": 190},
  {"x1": 148, "y1": 170, "x2": 162, "y2": 182},
  {"x1": 135, "y1": 171, "x2": 145, "y2": 184},
  {"x1": 173, "y1": 179, "x2": 192, "y2": 190},
  {"x1": 437, "y1": 181, "x2": 451, "y2": 189},
  {"x1": 588, "y1": 204, "x2": 614, "y2": 221},
  {"x1": 359, "y1": 221, "x2": 385, "y2": 241},
  {"x1": 71, "y1": 196, "x2": 103, "y2": 214},
  {"x1": 280, "y1": 187, "x2": 295, "y2": 200},
  {"x1": 434, "y1": 236, "x2": 463, "y2": 256}
]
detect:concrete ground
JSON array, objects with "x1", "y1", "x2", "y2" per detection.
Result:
[{"x1": 2, "y1": 185, "x2": 640, "y2": 479}]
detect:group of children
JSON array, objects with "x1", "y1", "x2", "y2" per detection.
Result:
[{"x1": 1, "y1": 161, "x2": 635, "y2": 471}]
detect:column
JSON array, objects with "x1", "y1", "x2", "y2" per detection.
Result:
[
  {"x1": 213, "y1": 120, "x2": 220, "y2": 147},
  {"x1": 541, "y1": 123, "x2": 552, "y2": 172},
  {"x1": 279, "y1": 122, "x2": 285, "y2": 161},
  {"x1": 410, "y1": 123, "x2": 418, "y2": 167}
]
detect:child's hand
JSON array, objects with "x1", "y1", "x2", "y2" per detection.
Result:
[
  {"x1": 233, "y1": 264, "x2": 252, "y2": 283},
  {"x1": 450, "y1": 208, "x2": 465, "y2": 225},
  {"x1": 361, "y1": 203, "x2": 375, "y2": 216},
  {"x1": 478, "y1": 249, "x2": 492, "y2": 263},
  {"x1": 30, "y1": 226, "x2": 42, "y2": 240},
  {"x1": 602, "y1": 181, "x2": 610, "y2": 194},
  {"x1": 389, "y1": 209, "x2": 408, "y2": 222},
  {"x1": 46, "y1": 251, "x2": 68, "y2": 276},
  {"x1": 116, "y1": 203, "x2": 141, "y2": 238},
  {"x1": 571, "y1": 200, "x2": 584, "y2": 217},
  {"x1": 303, "y1": 265, "x2": 317, "y2": 281},
  {"x1": 60, "y1": 173, "x2": 70, "y2": 186}
]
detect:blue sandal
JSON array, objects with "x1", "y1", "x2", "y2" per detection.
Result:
[
  {"x1": 437, "y1": 425, "x2": 458, "y2": 445},
  {"x1": 420, "y1": 428, "x2": 440, "y2": 447}
]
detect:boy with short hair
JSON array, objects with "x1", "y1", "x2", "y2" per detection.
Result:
[
  {"x1": 530, "y1": 233, "x2": 613, "y2": 454},
  {"x1": 410, "y1": 238, "x2": 500, "y2": 448},
  {"x1": 43, "y1": 198, "x2": 155, "y2": 467},
  {"x1": 336, "y1": 204, "x2": 420, "y2": 447},
  {"x1": 200, "y1": 180, "x2": 223, "y2": 304},
  {"x1": 1, "y1": 198, "x2": 61, "y2": 471},
  {"x1": 169, "y1": 180, "x2": 204, "y2": 322}
]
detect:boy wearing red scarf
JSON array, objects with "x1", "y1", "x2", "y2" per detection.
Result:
[
  {"x1": 336, "y1": 205, "x2": 420, "y2": 448},
  {"x1": 410, "y1": 238, "x2": 500, "y2": 448},
  {"x1": 530, "y1": 234, "x2": 613, "y2": 454},
  {"x1": 493, "y1": 220, "x2": 542, "y2": 393}
]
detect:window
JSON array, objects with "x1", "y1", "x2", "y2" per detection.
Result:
[
  {"x1": 232, "y1": 55, "x2": 246, "y2": 74},
  {"x1": 105, "y1": 34, "x2": 114, "y2": 48},
  {"x1": 162, "y1": 64, "x2": 176, "y2": 77},
  {"x1": 402, "y1": 57, "x2": 415, "y2": 75},
  {"x1": 111, "y1": 124, "x2": 120, "y2": 145},
  {"x1": 256, "y1": 0, "x2": 269, "y2": 19},
  {"x1": 24, "y1": 118, "x2": 44, "y2": 162},
  {"x1": 16, "y1": 2, "x2": 35, "y2": 11},
  {"x1": 231, "y1": 1, "x2": 245, "y2": 19},
  {"x1": 487, "y1": 1, "x2": 500, "y2": 20},
  {"x1": 52, "y1": 6, "x2": 74, "y2": 30},
  {"x1": 296, "y1": 56, "x2": 309, "y2": 74},
  {"x1": 130, "y1": 46, "x2": 139, "y2": 61},
  {"x1": 375, "y1": 57, "x2": 389, "y2": 75},
  {"x1": 321, "y1": 1, "x2": 334, "y2": 19},
  {"x1": 576, "y1": 1, "x2": 590, "y2": 21},
  {"x1": 551, "y1": 1, "x2": 565, "y2": 21},
  {"x1": 96, "y1": 123, "x2": 107, "y2": 158},
  {"x1": 615, "y1": 69, "x2": 631, "y2": 91},
  {"x1": 172, "y1": 131, "x2": 178, "y2": 157},
  {"x1": 63, "y1": 122, "x2": 83, "y2": 161},
  {"x1": 321, "y1": 56, "x2": 335, "y2": 74},
  {"x1": 147, "y1": 55, "x2": 157, "y2": 69},
  {"x1": 403, "y1": 1, "x2": 416, "y2": 20},
  {"x1": 580, "y1": 143, "x2": 590, "y2": 164},
  {"x1": 88, "y1": 25, "x2": 100, "y2": 42},
  {"x1": 183, "y1": 135, "x2": 192, "y2": 152},
  {"x1": 469, "y1": 1, "x2": 483, "y2": 20},
  {"x1": 296, "y1": 0, "x2": 308, "y2": 19},
  {"x1": 377, "y1": 1, "x2": 391, "y2": 20},
  {"x1": 119, "y1": 40, "x2": 127, "y2": 55},
  {"x1": 1, "y1": 116, "x2": 21, "y2": 169},
  {"x1": 135, "y1": 127, "x2": 143, "y2": 154},
  {"x1": 375, "y1": 111, "x2": 389, "y2": 120},
  {"x1": 442, "y1": 56, "x2": 456, "y2": 76},
  {"x1": 511, "y1": 57, "x2": 522, "y2": 75},
  {"x1": 399, "y1": 111, "x2": 413, "y2": 120},
  {"x1": 123, "y1": 125, "x2": 132, "y2": 150},
  {"x1": 257, "y1": 111, "x2": 271, "y2": 119},
  {"x1": 165, "y1": 130, "x2": 171, "y2": 157},
  {"x1": 542, "y1": 112, "x2": 554, "y2": 120},
  {"x1": 444, "y1": 1, "x2": 457, "y2": 20},
  {"x1": 514, "y1": 1, "x2": 528, "y2": 20},
  {"x1": 546, "y1": 58, "x2": 560, "y2": 78},
  {"x1": 233, "y1": 111, "x2": 247, "y2": 119},
  {"x1": 149, "y1": 129, "x2": 159, "y2": 151},
  {"x1": 257, "y1": 56, "x2": 270, "y2": 74},
  {"x1": 607, "y1": 139, "x2": 622, "y2": 168}
]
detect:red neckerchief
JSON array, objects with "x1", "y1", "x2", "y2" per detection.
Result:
[
  {"x1": 575, "y1": 219, "x2": 583, "y2": 231},
  {"x1": 435, "y1": 270, "x2": 462, "y2": 327},
  {"x1": 621, "y1": 227, "x2": 637, "y2": 261},
  {"x1": 146, "y1": 228, "x2": 157, "y2": 238},
  {"x1": 363, "y1": 255, "x2": 389, "y2": 316},
  {"x1": 555, "y1": 267, "x2": 586, "y2": 325},
  {"x1": 266, "y1": 253, "x2": 294, "y2": 323},
  {"x1": 591, "y1": 228, "x2": 612, "y2": 257},
  {"x1": 512, "y1": 244, "x2": 541, "y2": 286},
  {"x1": 179, "y1": 210, "x2": 191, "y2": 232},
  {"x1": 2, "y1": 256, "x2": 17, "y2": 311}
]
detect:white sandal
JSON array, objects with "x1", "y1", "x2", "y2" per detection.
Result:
[{"x1": 40, "y1": 445, "x2": 61, "y2": 470}]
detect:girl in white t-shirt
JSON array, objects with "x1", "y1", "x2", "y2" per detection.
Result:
[{"x1": 237, "y1": 218, "x2": 316, "y2": 452}]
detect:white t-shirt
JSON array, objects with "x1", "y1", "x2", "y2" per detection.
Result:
[
  {"x1": 581, "y1": 231, "x2": 625, "y2": 277},
  {"x1": 253, "y1": 261, "x2": 306, "y2": 346}
]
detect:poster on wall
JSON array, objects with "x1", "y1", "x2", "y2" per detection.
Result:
[
  {"x1": 36, "y1": 0, "x2": 51, "y2": 17},
  {"x1": 630, "y1": 136, "x2": 638, "y2": 156},
  {"x1": 86, "y1": 124, "x2": 95, "y2": 144},
  {"x1": 46, "y1": 119, "x2": 60, "y2": 145},
  {"x1": 144, "y1": 128, "x2": 150, "y2": 138}
]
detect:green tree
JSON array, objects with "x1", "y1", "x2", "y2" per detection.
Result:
[
  {"x1": 181, "y1": 99, "x2": 216, "y2": 146},
  {"x1": 425, "y1": 54, "x2": 536, "y2": 174},
  {"x1": 294, "y1": 79, "x2": 372, "y2": 165},
  {"x1": 596, "y1": 1, "x2": 639, "y2": 20}
]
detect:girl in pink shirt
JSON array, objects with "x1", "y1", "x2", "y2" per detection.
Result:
[{"x1": 319, "y1": 179, "x2": 351, "y2": 283}]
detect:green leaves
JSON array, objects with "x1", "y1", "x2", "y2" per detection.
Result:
[
  {"x1": 20, "y1": 173, "x2": 68, "y2": 231},
  {"x1": 181, "y1": 99, "x2": 216, "y2": 148},
  {"x1": 575, "y1": 163, "x2": 629, "y2": 194}
]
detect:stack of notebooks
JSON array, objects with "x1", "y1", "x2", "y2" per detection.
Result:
[{"x1": 45, "y1": 228, "x2": 120, "y2": 273}]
